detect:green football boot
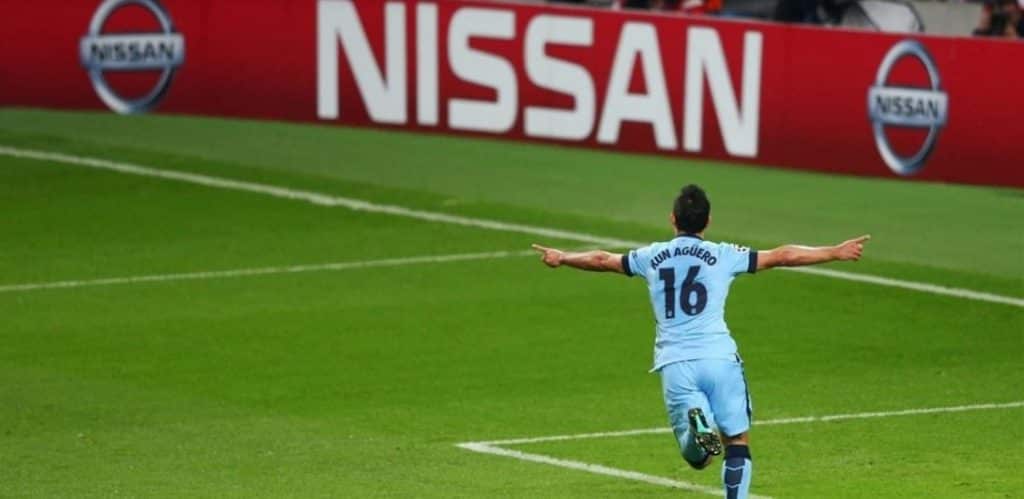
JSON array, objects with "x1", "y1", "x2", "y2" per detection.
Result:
[{"x1": 687, "y1": 408, "x2": 723, "y2": 456}]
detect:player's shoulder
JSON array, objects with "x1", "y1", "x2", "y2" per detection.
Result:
[
  {"x1": 626, "y1": 240, "x2": 671, "y2": 277},
  {"x1": 633, "y1": 239, "x2": 671, "y2": 254},
  {"x1": 711, "y1": 241, "x2": 752, "y2": 254},
  {"x1": 702, "y1": 240, "x2": 754, "y2": 265}
]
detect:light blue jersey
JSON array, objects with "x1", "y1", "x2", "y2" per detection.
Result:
[{"x1": 622, "y1": 234, "x2": 758, "y2": 371}]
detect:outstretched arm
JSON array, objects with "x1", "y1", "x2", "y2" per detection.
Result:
[
  {"x1": 531, "y1": 244, "x2": 625, "y2": 273},
  {"x1": 756, "y1": 235, "x2": 871, "y2": 271}
]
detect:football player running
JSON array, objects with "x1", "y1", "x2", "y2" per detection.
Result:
[{"x1": 532, "y1": 184, "x2": 869, "y2": 499}]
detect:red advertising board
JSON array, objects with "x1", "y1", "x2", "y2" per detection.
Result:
[{"x1": 1, "y1": 0, "x2": 1021, "y2": 187}]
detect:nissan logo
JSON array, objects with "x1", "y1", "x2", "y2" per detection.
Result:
[
  {"x1": 79, "y1": 0, "x2": 185, "y2": 114},
  {"x1": 868, "y1": 40, "x2": 948, "y2": 177}
]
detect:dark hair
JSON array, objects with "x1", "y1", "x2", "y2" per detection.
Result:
[{"x1": 673, "y1": 184, "x2": 710, "y2": 234}]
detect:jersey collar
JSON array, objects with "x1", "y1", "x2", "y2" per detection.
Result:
[{"x1": 674, "y1": 233, "x2": 704, "y2": 241}]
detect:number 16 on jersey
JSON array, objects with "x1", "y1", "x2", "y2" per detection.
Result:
[{"x1": 658, "y1": 266, "x2": 708, "y2": 319}]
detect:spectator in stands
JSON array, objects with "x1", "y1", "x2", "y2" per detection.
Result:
[
  {"x1": 772, "y1": 0, "x2": 842, "y2": 24},
  {"x1": 973, "y1": 0, "x2": 1023, "y2": 38},
  {"x1": 773, "y1": 0, "x2": 821, "y2": 23},
  {"x1": 613, "y1": 0, "x2": 723, "y2": 15}
]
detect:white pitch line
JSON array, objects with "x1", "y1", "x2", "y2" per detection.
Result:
[
  {"x1": 0, "y1": 250, "x2": 532, "y2": 293},
  {"x1": 762, "y1": 400, "x2": 1024, "y2": 424},
  {"x1": 0, "y1": 145, "x2": 635, "y2": 249},
  {"x1": 463, "y1": 400, "x2": 1024, "y2": 446},
  {"x1": 455, "y1": 442, "x2": 770, "y2": 499},
  {"x1": 456, "y1": 401, "x2": 1024, "y2": 497},
  {"x1": 2, "y1": 145, "x2": 1022, "y2": 308},
  {"x1": 782, "y1": 267, "x2": 1024, "y2": 307}
]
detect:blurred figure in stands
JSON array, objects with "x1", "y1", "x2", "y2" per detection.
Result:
[
  {"x1": 773, "y1": 0, "x2": 842, "y2": 24},
  {"x1": 614, "y1": 0, "x2": 723, "y2": 15},
  {"x1": 773, "y1": 0, "x2": 822, "y2": 22},
  {"x1": 973, "y1": 0, "x2": 1023, "y2": 38}
]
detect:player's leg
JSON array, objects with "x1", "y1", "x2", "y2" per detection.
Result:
[
  {"x1": 660, "y1": 361, "x2": 719, "y2": 469},
  {"x1": 721, "y1": 432, "x2": 752, "y2": 499},
  {"x1": 702, "y1": 357, "x2": 754, "y2": 499}
]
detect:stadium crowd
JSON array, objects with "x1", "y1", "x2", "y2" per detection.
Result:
[
  {"x1": 973, "y1": 0, "x2": 1023, "y2": 38},
  {"x1": 545, "y1": 0, "x2": 913, "y2": 28},
  {"x1": 546, "y1": 0, "x2": 1024, "y2": 38}
]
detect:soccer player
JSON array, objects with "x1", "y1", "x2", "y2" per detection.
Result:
[{"x1": 531, "y1": 184, "x2": 869, "y2": 499}]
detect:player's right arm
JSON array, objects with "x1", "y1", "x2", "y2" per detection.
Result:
[
  {"x1": 530, "y1": 244, "x2": 626, "y2": 273},
  {"x1": 756, "y1": 235, "x2": 870, "y2": 271}
]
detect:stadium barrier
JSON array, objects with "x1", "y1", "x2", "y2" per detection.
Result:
[{"x1": 1, "y1": 0, "x2": 1021, "y2": 187}]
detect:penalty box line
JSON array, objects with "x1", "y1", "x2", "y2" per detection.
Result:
[
  {"x1": 1, "y1": 144, "x2": 1022, "y2": 308},
  {"x1": 456, "y1": 441, "x2": 754, "y2": 498},
  {"x1": 455, "y1": 400, "x2": 1024, "y2": 497}
]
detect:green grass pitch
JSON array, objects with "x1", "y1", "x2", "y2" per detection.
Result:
[{"x1": 0, "y1": 108, "x2": 1021, "y2": 498}]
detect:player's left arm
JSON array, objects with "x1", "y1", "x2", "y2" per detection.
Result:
[
  {"x1": 756, "y1": 235, "x2": 871, "y2": 271},
  {"x1": 531, "y1": 244, "x2": 625, "y2": 273}
]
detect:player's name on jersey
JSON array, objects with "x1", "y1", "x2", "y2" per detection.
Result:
[{"x1": 650, "y1": 244, "x2": 719, "y2": 270}]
